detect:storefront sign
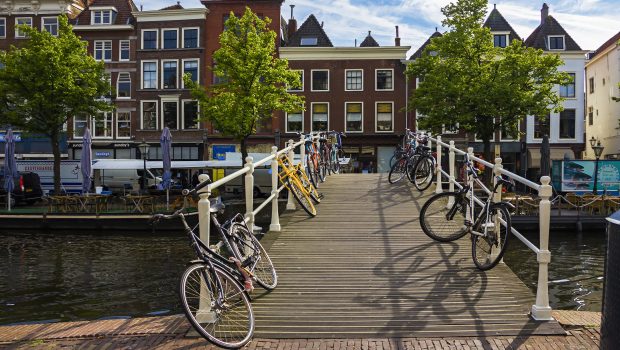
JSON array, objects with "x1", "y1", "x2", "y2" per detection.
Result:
[
  {"x1": 0, "y1": 132, "x2": 22, "y2": 142},
  {"x1": 212, "y1": 145, "x2": 236, "y2": 161},
  {"x1": 96, "y1": 151, "x2": 111, "y2": 157},
  {"x1": 562, "y1": 160, "x2": 620, "y2": 192}
]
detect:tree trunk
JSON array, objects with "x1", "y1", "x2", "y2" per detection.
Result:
[
  {"x1": 51, "y1": 132, "x2": 61, "y2": 194},
  {"x1": 240, "y1": 136, "x2": 249, "y2": 196}
]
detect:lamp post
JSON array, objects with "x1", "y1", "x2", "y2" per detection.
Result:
[
  {"x1": 275, "y1": 129, "x2": 281, "y2": 149},
  {"x1": 590, "y1": 136, "x2": 605, "y2": 194},
  {"x1": 202, "y1": 129, "x2": 209, "y2": 160},
  {"x1": 138, "y1": 139, "x2": 151, "y2": 193}
]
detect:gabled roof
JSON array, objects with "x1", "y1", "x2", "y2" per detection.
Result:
[
  {"x1": 160, "y1": 2, "x2": 184, "y2": 10},
  {"x1": 73, "y1": 0, "x2": 137, "y2": 26},
  {"x1": 286, "y1": 14, "x2": 333, "y2": 47},
  {"x1": 524, "y1": 15, "x2": 581, "y2": 51},
  {"x1": 484, "y1": 7, "x2": 520, "y2": 42},
  {"x1": 359, "y1": 31, "x2": 379, "y2": 47},
  {"x1": 409, "y1": 30, "x2": 442, "y2": 60},
  {"x1": 589, "y1": 31, "x2": 620, "y2": 60}
]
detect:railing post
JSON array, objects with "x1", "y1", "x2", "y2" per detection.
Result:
[
  {"x1": 244, "y1": 156, "x2": 255, "y2": 231},
  {"x1": 269, "y1": 146, "x2": 281, "y2": 232},
  {"x1": 197, "y1": 173, "x2": 215, "y2": 322},
  {"x1": 531, "y1": 176, "x2": 553, "y2": 321},
  {"x1": 300, "y1": 134, "x2": 306, "y2": 169},
  {"x1": 492, "y1": 157, "x2": 504, "y2": 262},
  {"x1": 286, "y1": 140, "x2": 296, "y2": 210},
  {"x1": 448, "y1": 140, "x2": 456, "y2": 206},
  {"x1": 435, "y1": 135, "x2": 442, "y2": 194},
  {"x1": 465, "y1": 147, "x2": 474, "y2": 224}
]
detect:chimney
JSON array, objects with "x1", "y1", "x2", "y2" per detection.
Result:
[
  {"x1": 355, "y1": 39, "x2": 357, "y2": 47},
  {"x1": 541, "y1": 3, "x2": 549, "y2": 24},
  {"x1": 287, "y1": 5, "x2": 297, "y2": 39},
  {"x1": 395, "y1": 25, "x2": 401, "y2": 46},
  {"x1": 321, "y1": 21, "x2": 324, "y2": 28}
]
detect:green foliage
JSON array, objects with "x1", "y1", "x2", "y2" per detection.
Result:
[
  {"x1": 186, "y1": 7, "x2": 304, "y2": 147},
  {"x1": 406, "y1": 0, "x2": 571, "y2": 143}
]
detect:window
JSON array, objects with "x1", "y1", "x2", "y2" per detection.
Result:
[
  {"x1": 345, "y1": 102, "x2": 363, "y2": 132},
  {"x1": 94, "y1": 40, "x2": 112, "y2": 61},
  {"x1": 162, "y1": 101, "x2": 178, "y2": 129},
  {"x1": 559, "y1": 109, "x2": 576, "y2": 139},
  {"x1": 162, "y1": 29, "x2": 177, "y2": 49},
  {"x1": 376, "y1": 69, "x2": 393, "y2": 91},
  {"x1": 142, "y1": 61, "x2": 157, "y2": 89},
  {"x1": 345, "y1": 69, "x2": 363, "y2": 91},
  {"x1": 15, "y1": 17, "x2": 32, "y2": 38},
  {"x1": 141, "y1": 101, "x2": 157, "y2": 130},
  {"x1": 73, "y1": 114, "x2": 88, "y2": 138},
  {"x1": 493, "y1": 34, "x2": 508, "y2": 48},
  {"x1": 0, "y1": 18, "x2": 5, "y2": 38},
  {"x1": 534, "y1": 115, "x2": 550, "y2": 139},
  {"x1": 548, "y1": 36, "x2": 564, "y2": 50},
  {"x1": 311, "y1": 103, "x2": 328, "y2": 132},
  {"x1": 588, "y1": 106, "x2": 594, "y2": 126},
  {"x1": 311, "y1": 70, "x2": 329, "y2": 91},
  {"x1": 93, "y1": 112, "x2": 112, "y2": 138},
  {"x1": 117, "y1": 112, "x2": 131, "y2": 138},
  {"x1": 286, "y1": 109, "x2": 303, "y2": 133},
  {"x1": 142, "y1": 30, "x2": 157, "y2": 49},
  {"x1": 183, "y1": 60, "x2": 199, "y2": 87},
  {"x1": 500, "y1": 121, "x2": 519, "y2": 140},
  {"x1": 162, "y1": 61, "x2": 178, "y2": 89},
  {"x1": 116, "y1": 72, "x2": 131, "y2": 98},
  {"x1": 183, "y1": 28, "x2": 199, "y2": 48},
  {"x1": 42, "y1": 17, "x2": 58, "y2": 36},
  {"x1": 183, "y1": 100, "x2": 199, "y2": 129},
  {"x1": 560, "y1": 73, "x2": 575, "y2": 98},
  {"x1": 443, "y1": 123, "x2": 459, "y2": 134},
  {"x1": 300, "y1": 37, "x2": 318, "y2": 46},
  {"x1": 376, "y1": 102, "x2": 394, "y2": 132},
  {"x1": 589, "y1": 77, "x2": 595, "y2": 93},
  {"x1": 288, "y1": 70, "x2": 303, "y2": 92},
  {"x1": 92, "y1": 10, "x2": 114, "y2": 25},
  {"x1": 119, "y1": 40, "x2": 130, "y2": 61}
]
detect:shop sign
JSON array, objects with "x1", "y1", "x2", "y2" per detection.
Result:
[
  {"x1": 212, "y1": 145, "x2": 236, "y2": 161},
  {"x1": 95, "y1": 152, "x2": 111, "y2": 157},
  {"x1": 0, "y1": 132, "x2": 23, "y2": 142}
]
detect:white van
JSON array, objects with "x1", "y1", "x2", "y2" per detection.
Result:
[{"x1": 100, "y1": 169, "x2": 162, "y2": 193}]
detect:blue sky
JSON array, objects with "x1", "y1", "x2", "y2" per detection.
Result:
[{"x1": 143, "y1": 0, "x2": 620, "y2": 53}]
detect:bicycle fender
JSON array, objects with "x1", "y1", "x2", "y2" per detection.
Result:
[{"x1": 491, "y1": 202, "x2": 515, "y2": 210}]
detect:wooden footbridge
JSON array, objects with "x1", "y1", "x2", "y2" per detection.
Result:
[{"x1": 253, "y1": 174, "x2": 564, "y2": 338}]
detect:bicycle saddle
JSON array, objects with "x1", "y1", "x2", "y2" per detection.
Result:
[{"x1": 209, "y1": 197, "x2": 226, "y2": 213}]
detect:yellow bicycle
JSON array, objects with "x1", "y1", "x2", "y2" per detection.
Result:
[{"x1": 278, "y1": 153, "x2": 321, "y2": 217}]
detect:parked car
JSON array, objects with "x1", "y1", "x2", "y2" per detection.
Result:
[{"x1": 0, "y1": 171, "x2": 43, "y2": 205}]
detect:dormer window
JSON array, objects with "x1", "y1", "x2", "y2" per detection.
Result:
[
  {"x1": 493, "y1": 34, "x2": 509, "y2": 48},
  {"x1": 300, "y1": 37, "x2": 318, "y2": 46},
  {"x1": 548, "y1": 36, "x2": 565, "y2": 50},
  {"x1": 91, "y1": 8, "x2": 117, "y2": 25}
]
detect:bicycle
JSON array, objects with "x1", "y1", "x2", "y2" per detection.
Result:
[
  {"x1": 278, "y1": 152, "x2": 319, "y2": 217},
  {"x1": 419, "y1": 153, "x2": 514, "y2": 270},
  {"x1": 298, "y1": 133, "x2": 321, "y2": 188},
  {"x1": 408, "y1": 135, "x2": 435, "y2": 191},
  {"x1": 327, "y1": 131, "x2": 345, "y2": 174},
  {"x1": 318, "y1": 133, "x2": 330, "y2": 180}
]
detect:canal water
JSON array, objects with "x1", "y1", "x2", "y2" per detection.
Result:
[{"x1": 0, "y1": 230, "x2": 606, "y2": 325}]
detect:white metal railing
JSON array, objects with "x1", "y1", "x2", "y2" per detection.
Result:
[
  {"x1": 428, "y1": 133, "x2": 554, "y2": 321},
  {"x1": 195, "y1": 133, "x2": 321, "y2": 248}
]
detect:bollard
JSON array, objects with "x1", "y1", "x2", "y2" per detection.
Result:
[
  {"x1": 244, "y1": 156, "x2": 255, "y2": 231},
  {"x1": 270, "y1": 146, "x2": 281, "y2": 232},
  {"x1": 286, "y1": 140, "x2": 296, "y2": 210},
  {"x1": 435, "y1": 135, "x2": 442, "y2": 194},
  {"x1": 602, "y1": 210, "x2": 620, "y2": 349},
  {"x1": 531, "y1": 176, "x2": 553, "y2": 321}
]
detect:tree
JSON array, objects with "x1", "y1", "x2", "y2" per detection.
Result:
[
  {"x1": 186, "y1": 7, "x2": 304, "y2": 164},
  {"x1": 406, "y1": 0, "x2": 571, "y2": 172},
  {"x1": 0, "y1": 15, "x2": 111, "y2": 193}
]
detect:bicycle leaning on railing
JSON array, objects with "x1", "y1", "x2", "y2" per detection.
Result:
[
  {"x1": 151, "y1": 176, "x2": 277, "y2": 349},
  {"x1": 388, "y1": 130, "x2": 435, "y2": 191},
  {"x1": 419, "y1": 152, "x2": 515, "y2": 271}
]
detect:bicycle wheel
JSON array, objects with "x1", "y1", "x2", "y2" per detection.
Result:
[
  {"x1": 306, "y1": 157, "x2": 319, "y2": 189},
  {"x1": 180, "y1": 263, "x2": 254, "y2": 349},
  {"x1": 287, "y1": 179, "x2": 317, "y2": 217},
  {"x1": 331, "y1": 150, "x2": 341, "y2": 174},
  {"x1": 318, "y1": 151, "x2": 327, "y2": 182},
  {"x1": 413, "y1": 155, "x2": 434, "y2": 191},
  {"x1": 229, "y1": 223, "x2": 278, "y2": 291},
  {"x1": 420, "y1": 192, "x2": 469, "y2": 242},
  {"x1": 472, "y1": 205, "x2": 511, "y2": 271},
  {"x1": 297, "y1": 167, "x2": 321, "y2": 204},
  {"x1": 388, "y1": 158, "x2": 408, "y2": 184}
]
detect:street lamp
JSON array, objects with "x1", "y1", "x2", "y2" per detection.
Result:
[
  {"x1": 138, "y1": 139, "x2": 150, "y2": 193},
  {"x1": 590, "y1": 137, "x2": 605, "y2": 194}
]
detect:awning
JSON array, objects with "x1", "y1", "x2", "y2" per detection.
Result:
[{"x1": 527, "y1": 148, "x2": 575, "y2": 168}]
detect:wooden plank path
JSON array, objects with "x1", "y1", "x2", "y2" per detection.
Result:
[{"x1": 254, "y1": 173, "x2": 565, "y2": 338}]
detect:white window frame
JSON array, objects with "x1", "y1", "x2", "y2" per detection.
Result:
[
  {"x1": 182, "y1": 27, "x2": 200, "y2": 48},
  {"x1": 375, "y1": 101, "x2": 394, "y2": 133},
  {"x1": 548, "y1": 35, "x2": 565, "y2": 51},
  {"x1": 161, "y1": 28, "x2": 179, "y2": 49},
  {"x1": 116, "y1": 72, "x2": 131, "y2": 99},
  {"x1": 344, "y1": 101, "x2": 364, "y2": 133},
  {"x1": 92, "y1": 112, "x2": 113, "y2": 139},
  {"x1": 91, "y1": 9, "x2": 114, "y2": 25},
  {"x1": 499, "y1": 120, "x2": 519, "y2": 141},
  {"x1": 181, "y1": 58, "x2": 200, "y2": 88},
  {"x1": 310, "y1": 69, "x2": 329, "y2": 92},
  {"x1": 532, "y1": 114, "x2": 550, "y2": 141},
  {"x1": 141, "y1": 100, "x2": 158, "y2": 130},
  {"x1": 141, "y1": 60, "x2": 158, "y2": 89},
  {"x1": 375, "y1": 68, "x2": 394, "y2": 91},
  {"x1": 310, "y1": 102, "x2": 329, "y2": 132},
  {"x1": 181, "y1": 99, "x2": 200, "y2": 129},
  {"x1": 161, "y1": 98, "x2": 179, "y2": 130},
  {"x1": 474, "y1": 118, "x2": 496, "y2": 142},
  {"x1": 559, "y1": 109, "x2": 577, "y2": 141},
  {"x1": 288, "y1": 69, "x2": 304, "y2": 92},
  {"x1": 285, "y1": 108, "x2": 304, "y2": 134},
  {"x1": 94, "y1": 40, "x2": 112, "y2": 62},
  {"x1": 442, "y1": 123, "x2": 460, "y2": 135},
  {"x1": 119, "y1": 40, "x2": 130, "y2": 61},
  {"x1": 161, "y1": 59, "x2": 179, "y2": 90},
  {"x1": 141, "y1": 29, "x2": 158, "y2": 50},
  {"x1": 0, "y1": 18, "x2": 6, "y2": 38},
  {"x1": 15, "y1": 17, "x2": 32, "y2": 38},
  {"x1": 41, "y1": 16, "x2": 58, "y2": 36},
  {"x1": 116, "y1": 111, "x2": 131, "y2": 139},
  {"x1": 492, "y1": 32, "x2": 510, "y2": 48},
  {"x1": 344, "y1": 69, "x2": 363, "y2": 92},
  {"x1": 559, "y1": 72, "x2": 576, "y2": 99},
  {"x1": 73, "y1": 114, "x2": 89, "y2": 139}
]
